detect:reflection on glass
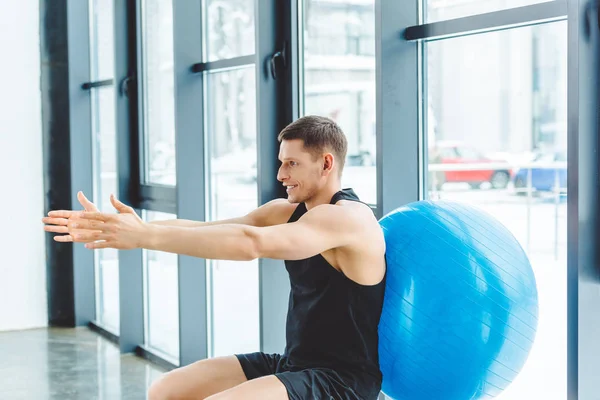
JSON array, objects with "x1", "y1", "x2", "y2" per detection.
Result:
[
  {"x1": 425, "y1": 22, "x2": 567, "y2": 399},
  {"x1": 205, "y1": 0, "x2": 255, "y2": 61},
  {"x1": 426, "y1": 0, "x2": 554, "y2": 23},
  {"x1": 89, "y1": 0, "x2": 119, "y2": 334},
  {"x1": 301, "y1": 0, "x2": 376, "y2": 205},
  {"x1": 141, "y1": 0, "x2": 176, "y2": 185},
  {"x1": 143, "y1": 211, "x2": 180, "y2": 362},
  {"x1": 206, "y1": 67, "x2": 259, "y2": 357}
]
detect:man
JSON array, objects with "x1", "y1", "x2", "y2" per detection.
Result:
[{"x1": 43, "y1": 116, "x2": 387, "y2": 400}]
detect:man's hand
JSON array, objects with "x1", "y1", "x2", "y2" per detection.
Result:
[
  {"x1": 65, "y1": 195, "x2": 148, "y2": 250},
  {"x1": 42, "y1": 191, "x2": 99, "y2": 241}
]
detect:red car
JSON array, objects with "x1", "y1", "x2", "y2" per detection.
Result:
[{"x1": 429, "y1": 141, "x2": 512, "y2": 190}]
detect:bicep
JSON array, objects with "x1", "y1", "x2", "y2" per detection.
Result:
[
  {"x1": 148, "y1": 200, "x2": 292, "y2": 228},
  {"x1": 253, "y1": 206, "x2": 356, "y2": 260},
  {"x1": 244, "y1": 199, "x2": 297, "y2": 227}
]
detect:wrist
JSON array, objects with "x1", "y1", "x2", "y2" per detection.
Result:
[{"x1": 142, "y1": 223, "x2": 161, "y2": 250}]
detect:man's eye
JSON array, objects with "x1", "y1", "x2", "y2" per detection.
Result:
[{"x1": 290, "y1": 161, "x2": 297, "y2": 167}]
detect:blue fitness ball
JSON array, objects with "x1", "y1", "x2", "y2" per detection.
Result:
[{"x1": 378, "y1": 200, "x2": 538, "y2": 400}]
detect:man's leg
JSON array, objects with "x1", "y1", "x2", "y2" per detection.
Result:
[
  {"x1": 205, "y1": 375, "x2": 289, "y2": 400},
  {"x1": 148, "y1": 355, "x2": 248, "y2": 400}
]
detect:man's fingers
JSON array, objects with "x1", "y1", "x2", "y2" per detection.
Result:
[
  {"x1": 77, "y1": 212, "x2": 113, "y2": 222},
  {"x1": 42, "y1": 217, "x2": 69, "y2": 226},
  {"x1": 68, "y1": 219, "x2": 106, "y2": 231},
  {"x1": 71, "y1": 231, "x2": 111, "y2": 243},
  {"x1": 110, "y1": 194, "x2": 134, "y2": 214},
  {"x1": 85, "y1": 241, "x2": 113, "y2": 250},
  {"x1": 44, "y1": 225, "x2": 69, "y2": 234},
  {"x1": 51, "y1": 227, "x2": 105, "y2": 243},
  {"x1": 78, "y1": 191, "x2": 99, "y2": 212},
  {"x1": 53, "y1": 235, "x2": 74, "y2": 243},
  {"x1": 48, "y1": 210, "x2": 77, "y2": 218}
]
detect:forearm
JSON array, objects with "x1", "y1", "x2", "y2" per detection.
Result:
[
  {"x1": 144, "y1": 224, "x2": 259, "y2": 261},
  {"x1": 149, "y1": 217, "x2": 246, "y2": 228}
]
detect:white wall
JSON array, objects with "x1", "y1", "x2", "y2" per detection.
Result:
[{"x1": 0, "y1": 2, "x2": 47, "y2": 331}]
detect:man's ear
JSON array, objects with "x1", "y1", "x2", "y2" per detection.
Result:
[{"x1": 323, "y1": 153, "x2": 334, "y2": 173}]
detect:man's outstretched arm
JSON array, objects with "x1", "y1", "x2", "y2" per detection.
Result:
[
  {"x1": 44, "y1": 193, "x2": 295, "y2": 241},
  {"x1": 68, "y1": 203, "x2": 359, "y2": 261}
]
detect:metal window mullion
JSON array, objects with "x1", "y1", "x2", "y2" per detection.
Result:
[
  {"x1": 376, "y1": 0, "x2": 419, "y2": 218},
  {"x1": 256, "y1": 0, "x2": 295, "y2": 355},
  {"x1": 405, "y1": 1, "x2": 568, "y2": 42},
  {"x1": 569, "y1": 0, "x2": 600, "y2": 397},
  {"x1": 137, "y1": 200, "x2": 177, "y2": 214},
  {"x1": 173, "y1": 0, "x2": 208, "y2": 366},
  {"x1": 136, "y1": 0, "x2": 149, "y2": 186},
  {"x1": 115, "y1": 0, "x2": 145, "y2": 354},
  {"x1": 138, "y1": 184, "x2": 177, "y2": 212},
  {"x1": 66, "y1": 0, "x2": 96, "y2": 327}
]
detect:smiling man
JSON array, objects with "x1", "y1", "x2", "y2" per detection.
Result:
[{"x1": 42, "y1": 115, "x2": 387, "y2": 400}]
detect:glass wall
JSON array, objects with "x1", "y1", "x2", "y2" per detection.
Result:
[
  {"x1": 202, "y1": 0, "x2": 259, "y2": 359},
  {"x1": 426, "y1": 0, "x2": 555, "y2": 23},
  {"x1": 205, "y1": 68, "x2": 260, "y2": 357},
  {"x1": 300, "y1": 0, "x2": 376, "y2": 205},
  {"x1": 89, "y1": 0, "x2": 119, "y2": 333},
  {"x1": 204, "y1": 0, "x2": 255, "y2": 61},
  {"x1": 140, "y1": 0, "x2": 176, "y2": 186},
  {"x1": 143, "y1": 211, "x2": 180, "y2": 363},
  {"x1": 67, "y1": 2, "x2": 579, "y2": 398},
  {"x1": 425, "y1": 20, "x2": 567, "y2": 399}
]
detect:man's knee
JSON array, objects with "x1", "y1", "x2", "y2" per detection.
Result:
[
  {"x1": 147, "y1": 377, "x2": 166, "y2": 400},
  {"x1": 147, "y1": 374, "x2": 179, "y2": 400},
  {"x1": 148, "y1": 372, "x2": 223, "y2": 400}
]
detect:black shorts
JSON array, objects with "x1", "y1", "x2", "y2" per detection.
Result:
[{"x1": 234, "y1": 352, "x2": 380, "y2": 400}]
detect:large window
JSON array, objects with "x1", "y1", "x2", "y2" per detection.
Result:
[
  {"x1": 426, "y1": 0, "x2": 555, "y2": 23},
  {"x1": 143, "y1": 211, "x2": 180, "y2": 363},
  {"x1": 300, "y1": 0, "x2": 376, "y2": 205},
  {"x1": 89, "y1": 0, "x2": 119, "y2": 333},
  {"x1": 425, "y1": 21, "x2": 567, "y2": 399},
  {"x1": 205, "y1": 67, "x2": 260, "y2": 357},
  {"x1": 204, "y1": 0, "x2": 255, "y2": 61},
  {"x1": 140, "y1": 0, "x2": 176, "y2": 186},
  {"x1": 66, "y1": 2, "x2": 584, "y2": 398}
]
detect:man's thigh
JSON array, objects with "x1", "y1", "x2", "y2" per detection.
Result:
[
  {"x1": 206, "y1": 375, "x2": 289, "y2": 400},
  {"x1": 148, "y1": 355, "x2": 247, "y2": 399}
]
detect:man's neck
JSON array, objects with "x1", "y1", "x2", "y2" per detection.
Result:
[{"x1": 305, "y1": 184, "x2": 343, "y2": 210}]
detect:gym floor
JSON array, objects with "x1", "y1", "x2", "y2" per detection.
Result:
[{"x1": 0, "y1": 327, "x2": 165, "y2": 399}]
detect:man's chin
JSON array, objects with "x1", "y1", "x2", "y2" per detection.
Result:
[{"x1": 286, "y1": 194, "x2": 302, "y2": 204}]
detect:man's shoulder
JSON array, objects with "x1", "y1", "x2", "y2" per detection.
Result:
[
  {"x1": 252, "y1": 198, "x2": 298, "y2": 226},
  {"x1": 308, "y1": 201, "x2": 378, "y2": 231},
  {"x1": 334, "y1": 199, "x2": 376, "y2": 222}
]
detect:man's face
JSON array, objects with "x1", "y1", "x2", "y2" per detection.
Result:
[{"x1": 277, "y1": 139, "x2": 324, "y2": 203}]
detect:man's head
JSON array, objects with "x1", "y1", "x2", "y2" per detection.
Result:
[{"x1": 277, "y1": 115, "x2": 348, "y2": 203}]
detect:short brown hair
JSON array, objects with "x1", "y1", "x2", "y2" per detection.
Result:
[{"x1": 277, "y1": 115, "x2": 348, "y2": 175}]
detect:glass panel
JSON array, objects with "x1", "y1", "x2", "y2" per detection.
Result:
[
  {"x1": 140, "y1": 0, "x2": 176, "y2": 185},
  {"x1": 206, "y1": 67, "x2": 259, "y2": 357},
  {"x1": 426, "y1": 0, "x2": 554, "y2": 23},
  {"x1": 204, "y1": 0, "x2": 255, "y2": 61},
  {"x1": 300, "y1": 0, "x2": 376, "y2": 205},
  {"x1": 425, "y1": 22, "x2": 567, "y2": 399},
  {"x1": 89, "y1": 0, "x2": 119, "y2": 333},
  {"x1": 143, "y1": 211, "x2": 180, "y2": 362},
  {"x1": 89, "y1": 0, "x2": 115, "y2": 81}
]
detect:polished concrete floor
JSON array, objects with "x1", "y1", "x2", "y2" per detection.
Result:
[{"x1": 0, "y1": 327, "x2": 166, "y2": 400}]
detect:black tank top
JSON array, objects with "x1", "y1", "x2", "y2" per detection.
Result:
[{"x1": 283, "y1": 188, "x2": 386, "y2": 394}]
